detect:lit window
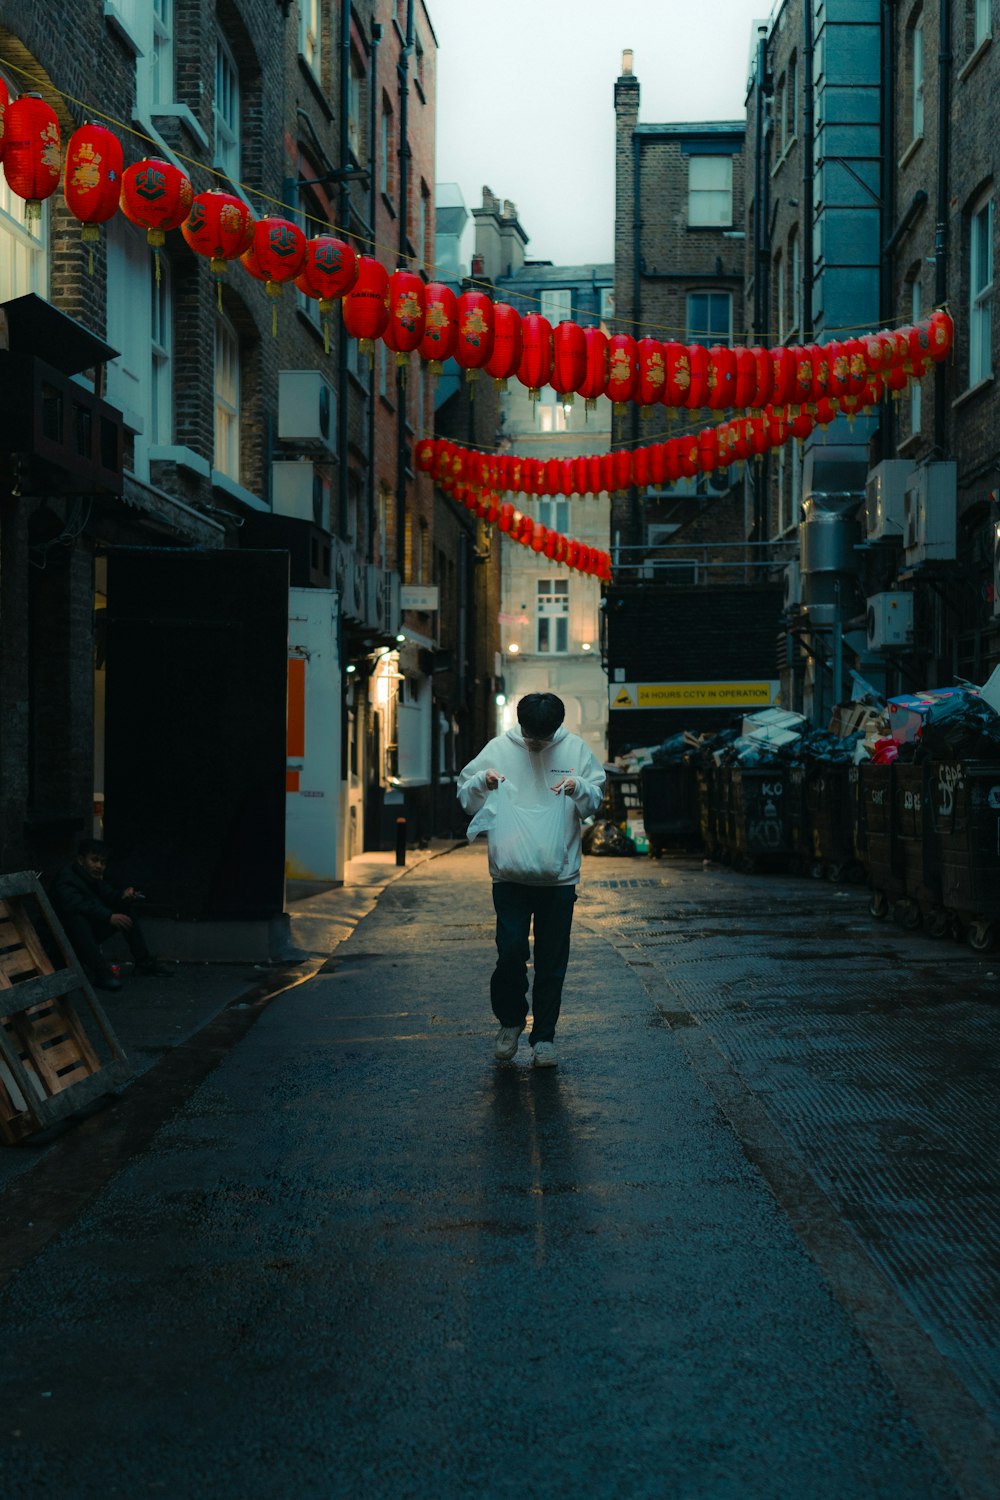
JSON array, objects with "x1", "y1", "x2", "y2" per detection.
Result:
[
  {"x1": 541, "y1": 289, "x2": 572, "y2": 325},
  {"x1": 537, "y1": 578, "x2": 569, "y2": 655},
  {"x1": 975, "y1": 0, "x2": 991, "y2": 46},
  {"x1": 912, "y1": 15, "x2": 925, "y2": 139},
  {"x1": 214, "y1": 314, "x2": 240, "y2": 481},
  {"x1": 300, "y1": 0, "x2": 321, "y2": 75},
  {"x1": 969, "y1": 192, "x2": 994, "y2": 386},
  {"x1": 687, "y1": 290, "x2": 732, "y2": 345},
  {"x1": 688, "y1": 156, "x2": 732, "y2": 228},
  {"x1": 214, "y1": 33, "x2": 240, "y2": 179}
]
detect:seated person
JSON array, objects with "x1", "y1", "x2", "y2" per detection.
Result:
[{"x1": 50, "y1": 838, "x2": 172, "y2": 991}]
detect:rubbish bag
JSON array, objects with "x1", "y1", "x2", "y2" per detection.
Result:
[
  {"x1": 469, "y1": 780, "x2": 569, "y2": 881},
  {"x1": 582, "y1": 820, "x2": 636, "y2": 856}
]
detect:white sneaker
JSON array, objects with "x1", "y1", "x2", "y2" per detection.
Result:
[
  {"x1": 531, "y1": 1041, "x2": 558, "y2": 1068},
  {"x1": 494, "y1": 1024, "x2": 524, "y2": 1061}
]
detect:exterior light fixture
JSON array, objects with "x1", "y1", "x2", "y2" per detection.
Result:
[
  {"x1": 508, "y1": 643, "x2": 520, "y2": 654},
  {"x1": 395, "y1": 632, "x2": 406, "y2": 642},
  {"x1": 345, "y1": 663, "x2": 357, "y2": 674},
  {"x1": 495, "y1": 692, "x2": 507, "y2": 707},
  {"x1": 581, "y1": 641, "x2": 592, "y2": 652}
]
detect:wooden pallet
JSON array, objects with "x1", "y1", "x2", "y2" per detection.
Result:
[{"x1": 0, "y1": 871, "x2": 131, "y2": 1143}]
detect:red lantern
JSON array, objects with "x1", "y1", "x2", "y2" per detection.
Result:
[
  {"x1": 664, "y1": 343, "x2": 691, "y2": 409},
  {"x1": 241, "y1": 217, "x2": 307, "y2": 295},
  {"x1": 0, "y1": 74, "x2": 8, "y2": 163},
  {"x1": 770, "y1": 346, "x2": 797, "y2": 406},
  {"x1": 792, "y1": 346, "x2": 814, "y2": 405},
  {"x1": 531, "y1": 522, "x2": 546, "y2": 553},
  {"x1": 417, "y1": 282, "x2": 458, "y2": 374},
  {"x1": 599, "y1": 454, "x2": 615, "y2": 492},
  {"x1": 814, "y1": 397, "x2": 838, "y2": 429},
  {"x1": 825, "y1": 341, "x2": 848, "y2": 398},
  {"x1": 842, "y1": 337, "x2": 867, "y2": 395},
  {"x1": 342, "y1": 255, "x2": 389, "y2": 356},
  {"x1": 578, "y1": 327, "x2": 609, "y2": 411},
  {"x1": 632, "y1": 448, "x2": 651, "y2": 488},
  {"x1": 415, "y1": 439, "x2": 435, "y2": 472},
  {"x1": 382, "y1": 269, "x2": 425, "y2": 367},
  {"x1": 498, "y1": 503, "x2": 514, "y2": 533},
  {"x1": 4, "y1": 94, "x2": 61, "y2": 222},
  {"x1": 63, "y1": 123, "x2": 123, "y2": 264},
  {"x1": 684, "y1": 344, "x2": 709, "y2": 409},
  {"x1": 586, "y1": 456, "x2": 603, "y2": 495},
  {"x1": 612, "y1": 450, "x2": 632, "y2": 491},
  {"x1": 454, "y1": 290, "x2": 494, "y2": 380},
  {"x1": 605, "y1": 334, "x2": 638, "y2": 411},
  {"x1": 649, "y1": 444, "x2": 670, "y2": 487},
  {"x1": 697, "y1": 428, "x2": 718, "y2": 473},
  {"x1": 566, "y1": 540, "x2": 580, "y2": 569},
  {"x1": 181, "y1": 190, "x2": 254, "y2": 275},
  {"x1": 517, "y1": 313, "x2": 553, "y2": 399},
  {"x1": 706, "y1": 345, "x2": 737, "y2": 411},
  {"x1": 927, "y1": 309, "x2": 954, "y2": 360},
  {"x1": 808, "y1": 344, "x2": 830, "y2": 401},
  {"x1": 485, "y1": 302, "x2": 523, "y2": 388},
  {"x1": 885, "y1": 364, "x2": 910, "y2": 400},
  {"x1": 120, "y1": 156, "x2": 193, "y2": 247},
  {"x1": 295, "y1": 237, "x2": 359, "y2": 309},
  {"x1": 552, "y1": 321, "x2": 588, "y2": 404},
  {"x1": 733, "y1": 347, "x2": 758, "y2": 410},
  {"x1": 750, "y1": 346, "x2": 773, "y2": 409},
  {"x1": 636, "y1": 337, "x2": 667, "y2": 415}
]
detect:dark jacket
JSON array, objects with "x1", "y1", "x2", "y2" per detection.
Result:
[{"x1": 49, "y1": 862, "x2": 122, "y2": 926}]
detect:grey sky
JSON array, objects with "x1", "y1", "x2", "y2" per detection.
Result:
[{"x1": 428, "y1": 0, "x2": 769, "y2": 267}]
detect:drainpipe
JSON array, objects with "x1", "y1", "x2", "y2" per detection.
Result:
[
  {"x1": 801, "y1": 3, "x2": 814, "y2": 343},
  {"x1": 337, "y1": 0, "x2": 351, "y2": 537},
  {"x1": 631, "y1": 130, "x2": 641, "y2": 547},
  {"x1": 879, "y1": 0, "x2": 896, "y2": 453},
  {"x1": 933, "y1": 0, "x2": 952, "y2": 454},
  {"x1": 395, "y1": 0, "x2": 415, "y2": 579},
  {"x1": 367, "y1": 22, "x2": 381, "y2": 561},
  {"x1": 751, "y1": 28, "x2": 771, "y2": 546}
]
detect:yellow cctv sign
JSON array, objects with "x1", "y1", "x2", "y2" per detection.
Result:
[{"x1": 610, "y1": 681, "x2": 779, "y2": 710}]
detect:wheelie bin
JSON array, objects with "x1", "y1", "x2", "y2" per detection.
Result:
[
  {"x1": 641, "y1": 763, "x2": 698, "y2": 857},
  {"x1": 928, "y1": 760, "x2": 1000, "y2": 950},
  {"x1": 729, "y1": 765, "x2": 797, "y2": 871},
  {"x1": 803, "y1": 763, "x2": 864, "y2": 882},
  {"x1": 892, "y1": 761, "x2": 944, "y2": 933},
  {"x1": 859, "y1": 762, "x2": 904, "y2": 918},
  {"x1": 696, "y1": 765, "x2": 717, "y2": 859}
]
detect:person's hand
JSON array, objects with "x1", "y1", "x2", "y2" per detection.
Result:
[
  {"x1": 552, "y1": 777, "x2": 577, "y2": 795},
  {"x1": 485, "y1": 769, "x2": 504, "y2": 790},
  {"x1": 121, "y1": 886, "x2": 137, "y2": 900},
  {"x1": 110, "y1": 912, "x2": 133, "y2": 930}
]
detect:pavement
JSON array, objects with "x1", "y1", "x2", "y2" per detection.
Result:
[{"x1": 2, "y1": 842, "x2": 1000, "y2": 1498}]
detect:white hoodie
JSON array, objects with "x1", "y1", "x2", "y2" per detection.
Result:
[{"x1": 457, "y1": 726, "x2": 606, "y2": 885}]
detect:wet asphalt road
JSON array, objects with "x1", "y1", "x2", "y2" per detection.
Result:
[{"x1": 2, "y1": 845, "x2": 999, "y2": 1498}]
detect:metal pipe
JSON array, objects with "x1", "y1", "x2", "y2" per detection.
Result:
[
  {"x1": 367, "y1": 23, "x2": 382, "y2": 563},
  {"x1": 630, "y1": 130, "x2": 641, "y2": 547},
  {"x1": 337, "y1": 0, "x2": 351, "y2": 538},
  {"x1": 934, "y1": 0, "x2": 952, "y2": 453},
  {"x1": 801, "y1": 0, "x2": 815, "y2": 342},
  {"x1": 395, "y1": 0, "x2": 415, "y2": 578}
]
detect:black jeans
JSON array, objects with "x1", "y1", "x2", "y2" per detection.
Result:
[
  {"x1": 61, "y1": 906, "x2": 153, "y2": 977},
  {"x1": 490, "y1": 882, "x2": 577, "y2": 1045}
]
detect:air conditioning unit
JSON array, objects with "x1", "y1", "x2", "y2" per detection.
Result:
[
  {"x1": 278, "y1": 370, "x2": 337, "y2": 455},
  {"x1": 865, "y1": 459, "x2": 911, "y2": 541},
  {"x1": 903, "y1": 461, "x2": 957, "y2": 565},
  {"x1": 271, "y1": 461, "x2": 329, "y2": 526},
  {"x1": 782, "y1": 560, "x2": 802, "y2": 609},
  {"x1": 866, "y1": 591, "x2": 913, "y2": 651},
  {"x1": 364, "y1": 564, "x2": 401, "y2": 635},
  {"x1": 331, "y1": 539, "x2": 365, "y2": 622}
]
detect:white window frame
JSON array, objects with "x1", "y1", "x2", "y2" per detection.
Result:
[
  {"x1": 539, "y1": 499, "x2": 569, "y2": 533},
  {"x1": 299, "y1": 0, "x2": 321, "y2": 76},
  {"x1": 0, "y1": 65, "x2": 48, "y2": 304},
  {"x1": 686, "y1": 290, "x2": 733, "y2": 346},
  {"x1": 541, "y1": 289, "x2": 572, "y2": 325},
  {"x1": 599, "y1": 288, "x2": 615, "y2": 326},
  {"x1": 912, "y1": 15, "x2": 925, "y2": 140},
  {"x1": 536, "y1": 578, "x2": 569, "y2": 655},
  {"x1": 969, "y1": 191, "x2": 994, "y2": 386},
  {"x1": 687, "y1": 155, "x2": 733, "y2": 228},
  {"x1": 150, "y1": 257, "x2": 172, "y2": 446},
  {"x1": 151, "y1": 0, "x2": 174, "y2": 107},
  {"x1": 909, "y1": 277, "x2": 922, "y2": 432},
  {"x1": 214, "y1": 31, "x2": 240, "y2": 179},
  {"x1": 214, "y1": 313, "x2": 240, "y2": 483}
]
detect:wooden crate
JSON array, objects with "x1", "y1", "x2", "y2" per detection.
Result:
[{"x1": 0, "y1": 872, "x2": 131, "y2": 1143}]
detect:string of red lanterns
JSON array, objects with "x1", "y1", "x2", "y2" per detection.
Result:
[
  {"x1": 413, "y1": 333, "x2": 950, "y2": 498},
  {"x1": 436, "y1": 471, "x2": 613, "y2": 582},
  {"x1": 0, "y1": 96, "x2": 957, "y2": 381}
]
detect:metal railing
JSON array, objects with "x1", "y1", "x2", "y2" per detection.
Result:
[{"x1": 610, "y1": 539, "x2": 799, "y2": 585}]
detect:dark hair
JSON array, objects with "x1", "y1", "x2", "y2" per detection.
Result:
[
  {"x1": 517, "y1": 692, "x2": 565, "y2": 739},
  {"x1": 77, "y1": 838, "x2": 108, "y2": 858}
]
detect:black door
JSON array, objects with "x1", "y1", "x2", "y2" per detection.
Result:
[{"x1": 104, "y1": 547, "x2": 288, "y2": 920}]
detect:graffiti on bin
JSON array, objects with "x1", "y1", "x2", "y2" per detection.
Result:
[
  {"x1": 746, "y1": 816, "x2": 784, "y2": 848},
  {"x1": 935, "y1": 764, "x2": 963, "y2": 818},
  {"x1": 869, "y1": 786, "x2": 886, "y2": 806},
  {"x1": 903, "y1": 789, "x2": 922, "y2": 812}
]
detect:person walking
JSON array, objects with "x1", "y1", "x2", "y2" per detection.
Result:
[{"x1": 457, "y1": 692, "x2": 605, "y2": 1068}]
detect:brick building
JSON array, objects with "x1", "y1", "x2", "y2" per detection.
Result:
[{"x1": 0, "y1": 1, "x2": 475, "y2": 947}]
